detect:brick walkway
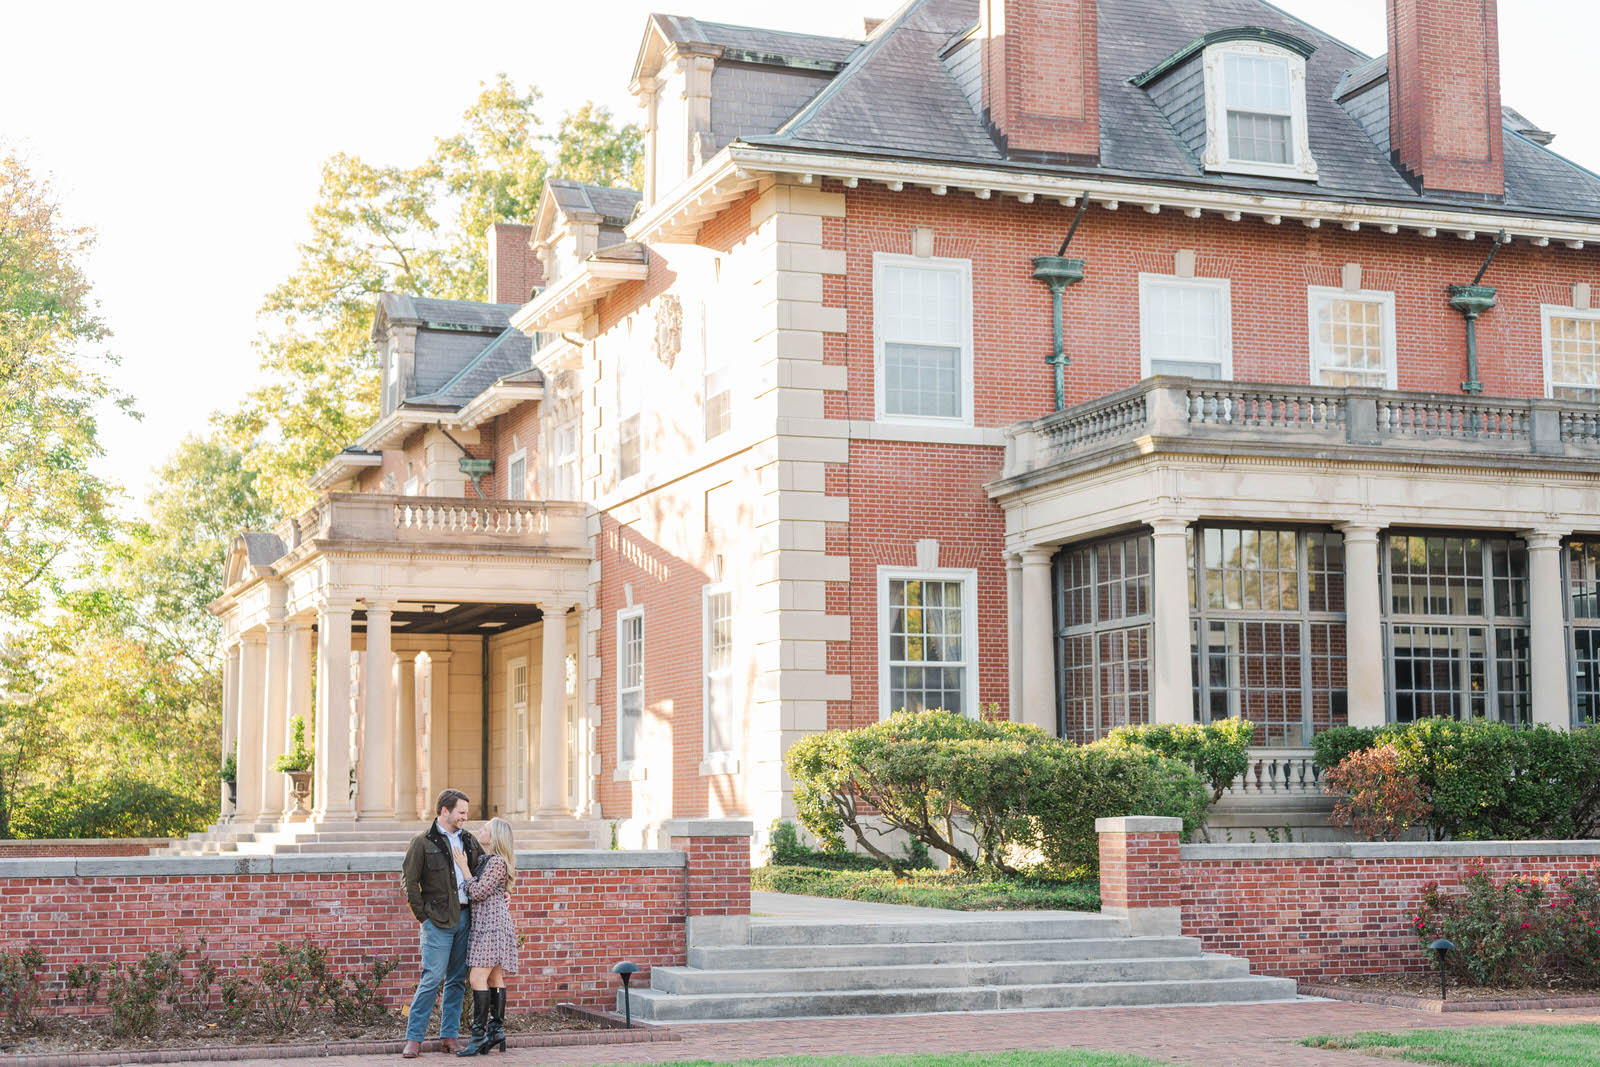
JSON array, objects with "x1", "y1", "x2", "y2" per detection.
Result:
[{"x1": 193, "y1": 1000, "x2": 1600, "y2": 1067}]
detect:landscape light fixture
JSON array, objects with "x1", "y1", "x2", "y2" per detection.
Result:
[
  {"x1": 611, "y1": 960, "x2": 640, "y2": 1027},
  {"x1": 1429, "y1": 938, "x2": 1455, "y2": 1001}
]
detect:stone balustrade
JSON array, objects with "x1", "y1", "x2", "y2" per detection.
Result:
[{"x1": 278, "y1": 492, "x2": 588, "y2": 553}]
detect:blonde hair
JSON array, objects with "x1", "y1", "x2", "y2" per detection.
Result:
[{"x1": 484, "y1": 817, "x2": 517, "y2": 889}]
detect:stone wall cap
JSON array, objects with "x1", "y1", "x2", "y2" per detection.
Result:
[
  {"x1": 0, "y1": 858, "x2": 78, "y2": 879},
  {"x1": 1095, "y1": 816, "x2": 1184, "y2": 834},
  {"x1": 76, "y1": 855, "x2": 275, "y2": 876},
  {"x1": 519, "y1": 849, "x2": 685, "y2": 869},
  {"x1": 1180, "y1": 839, "x2": 1600, "y2": 862},
  {"x1": 0, "y1": 849, "x2": 691, "y2": 878},
  {"x1": 662, "y1": 819, "x2": 755, "y2": 838}
]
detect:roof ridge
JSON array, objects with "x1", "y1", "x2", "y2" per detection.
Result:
[
  {"x1": 769, "y1": 0, "x2": 929, "y2": 140},
  {"x1": 693, "y1": 18, "x2": 859, "y2": 45},
  {"x1": 406, "y1": 327, "x2": 524, "y2": 408}
]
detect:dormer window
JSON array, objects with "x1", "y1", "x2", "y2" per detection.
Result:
[{"x1": 1203, "y1": 40, "x2": 1317, "y2": 180}]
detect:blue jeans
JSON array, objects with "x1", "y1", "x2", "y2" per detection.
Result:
[{"x1": 405, "y1": 909, "x2": 471, "y2": 1041}]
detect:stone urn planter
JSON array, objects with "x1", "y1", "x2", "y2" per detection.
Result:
[{"x1": 284, "y1": 771, "x2": 313, "y2": 822}]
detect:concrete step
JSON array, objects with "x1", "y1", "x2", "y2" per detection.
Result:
[
  {"x1": 623, "y1": 975, "x2": 1299, "y2": 1021},
  {"x1": 748, "y1": 916, "x2": 1126, "y2": 945},
  {"x1": 688, "y1": 935, "x2": 1203, "y2": 971},
  {"x1": 651, "y1": 954, "x2": 1250, "y2": 995}
]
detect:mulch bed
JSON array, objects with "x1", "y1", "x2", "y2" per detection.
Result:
[
  {"x1": 1302, "y1": 972, "x2": 1600, "y2": 1013},
  {"x1": 0, "y1": 1005, "x2": 675, "y2": 1066}
]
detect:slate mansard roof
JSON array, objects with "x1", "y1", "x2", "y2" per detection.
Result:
[
  {"x1": 376, "y1": 293, "x2": 545, "y2": 414},
  {"x1": 685, "y1": 0, "x2": 1600, "y2": 222}
]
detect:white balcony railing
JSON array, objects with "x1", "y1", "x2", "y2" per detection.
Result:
[{"x1": 279, "y1": 493, "x2": 587, "y2": 554}]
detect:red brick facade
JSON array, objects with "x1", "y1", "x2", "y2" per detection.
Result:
[
  {"x1": 1387, "y1": 0, "x2": 1504, "y2": 196},
  {"x1": 981, "y1": 0, "x2": 1101, "y2": 162}
]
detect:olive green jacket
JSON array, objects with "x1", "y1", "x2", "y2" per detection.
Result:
[{"x1": 401, "y1": 822, "x2": 484, "y2": 929}]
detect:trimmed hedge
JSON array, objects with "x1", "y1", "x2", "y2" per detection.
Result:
[
  {"x1": 1312, "y1": 719, "x2": 1600, "y2": 841},
  {"x1": 785, "y1": 711, "x2": 1209, "y2": 875},
  {"x1": 1103, "y1": 720, "x2": 1255, "y2": 801}
]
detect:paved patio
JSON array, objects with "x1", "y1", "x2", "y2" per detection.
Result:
[{"x1": 190, "y1": 999, "x2": 1600, "y2": 1067}]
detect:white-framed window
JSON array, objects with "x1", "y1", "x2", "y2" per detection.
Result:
[
  {"x1": 1139, "y1": 274, "x2": 1233, "y2": 380},
  {"x1": 702, "y1": 583, "x2": 736, "y2": 763},
  {"x1": 699, "y1": 297, "x2": 733, "y2": 441},
  {"x1": 507, "y1": 657, "x2": 529, "y2": 812},
  {"x1": 1542, "y1": 305, "x2": 1600, "y2": 402},
  {"x1": 873, "y1": 253, "x2": 974, "y2": 425},
  {"x1": 1307, "y1": 286, "x2": 1397, "y2": 389},
  {"x1": 385, "y1": 345, "x2": 401, "y2": 413},
  {"x1": 616, "y1": 608, "x2": 644, "y2": 771},
  {"x1": 550, "y1": 419, "x2": 580, "y2": 499},
  {"x1": 505, "y1": 449, "x2": 527, "y2": 501},
  {"x1": 877, "y1": 566, "x2": 978, "y2": 719},
  {"x1": 1202, "y1": 42, "x2": 1317, "y2": 181},
  {"x1": 616, "y1": 342, "x2": 643, "y2": 481},
  {"x1": 402, "y1": 475, "x2": 420, "y2": 497}
]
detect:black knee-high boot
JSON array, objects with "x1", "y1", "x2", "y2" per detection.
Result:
[
  {"x1": 485, "y1": 987, "x2": 507, "y2": 1052},
  {"x1": 456, "y1": 990, "x2": 492, "y2": 1056}
]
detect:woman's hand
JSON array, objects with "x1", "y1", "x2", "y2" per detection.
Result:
[{"x1": 451, "y1": 843, "x2": 469, "y2": 871}]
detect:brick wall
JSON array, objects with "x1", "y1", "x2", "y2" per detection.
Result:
[
  {"x1": 3, "y1": 833, "x2": 750, "y2": 1013},
  {"x1": 1097, "y1": 819, "x2": 1600, "y2": 981},
  {"x1": 0, "y1": 839, "x2": 164, "y2": 858}
]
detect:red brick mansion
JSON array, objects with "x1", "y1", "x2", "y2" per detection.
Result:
[{"x1": 212, "y1": 0, "x2": 1600, "y2": 854}]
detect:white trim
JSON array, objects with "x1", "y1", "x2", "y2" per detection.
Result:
[
  {"x1": 1306, "y1": 285, "x2": 1398, "y2": 390},
  {"x1": 615, "y1": 606, "x2": 644, "y2": 778},
  {"x1": 505, "y1": 449, "x2": 528, "y2": 501},
  {"x1": 1202, "y1": 41, "x2": 1318, "y2": 181},
  {"x1": 1541, "y1": 304, "x2": 1600, "y2": 400},
  {"x1": 402, "y1": 476, "x2": 420, "y2": 498},
  {"x1": 506, "y1": 656, "x2": 530, "y2": 814},
  {"x1": 876, "y1": 565, "x2": 980, "y2": 721},
  {"x1": 701, "y1": 582, "x2": 737, "y2": 762},
  {"x1": 1138, "y1": 274, "x2": 1234, "y2": 380},
  {"x1": 847, "y1": 421, "x2": 1008, "y2": 447},
  {"x1": 872, "y1": 252, "x2": 975, "y2": 427}
]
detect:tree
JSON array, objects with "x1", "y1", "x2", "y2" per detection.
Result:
[{"x1": 223, "y1": 76, "x2": 642, "y2": 516}]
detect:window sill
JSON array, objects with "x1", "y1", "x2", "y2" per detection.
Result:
[
  {"x1": 849, "y1": 421, "x2": 1005, "y2": 447},
  {"x1": 612, "y1": 763, "x2": 647, "y2": 783},
  {"x1": 698, "y1": 754, "x2": 741, "y2": 777},
  {"x1": 1203, "y1": 159, "x2": 1318, "y2": 182}
]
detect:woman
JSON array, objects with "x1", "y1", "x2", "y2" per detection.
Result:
[{"x1": 449, "y1": 817, "x2": 519, "y2": 1055}]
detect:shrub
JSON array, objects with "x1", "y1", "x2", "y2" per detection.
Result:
[
  {"x1": 786, "y1": 710, "x2": 1209, "y2": 875},
  {"x1": 1413, "y1": 864, "x2": 1590, "y2": 987},
  {"x1": 272, "y1": 716, "x2": 314, "y2": 774},
  {"x1": 0, "y1": 945, "x2": 45, "y2": 1034},
  {"x1": 327, "y1": 956, "x2": 401, "y2": 1024},
  {"x1": 1104, "y1": 719, "x2": 1256, "y2": 801},
  {"x1": 763, "y1": 819, "x2": 902, "y2": 871},
  {"x1": 1322, "y1": 743, "x2": 1430, "y2": 841},
  {"x1": 104, "y1": 943, "x2": 217, "y2": 1037},
  {"x1": 1552, "y1": 867, "x2": 1600, "y2": 985},
  {"x1": 257, "y1": 940, "x2": 325, "y2": 1034},
  {"x1": 1310, "y1": 725, "x2": 1396, "y2": 771},
  {"x1": 12, "y1": 776, "x2": 212, "y2": 839}
]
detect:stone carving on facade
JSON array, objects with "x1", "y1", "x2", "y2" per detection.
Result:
[{"x1": 653, "y1": 294, "x2": 683, "y2": 369}]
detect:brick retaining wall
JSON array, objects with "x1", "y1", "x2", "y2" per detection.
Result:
[
  {"x1": 1098, "y1": 818, "x2": 1600, "y2": 981},
  {"x1": 0, "y1": 826, "x2": 751, "y2": 1014},
  {"x1": 0, "y1": 839, "x2": 166, "y2": 858}
]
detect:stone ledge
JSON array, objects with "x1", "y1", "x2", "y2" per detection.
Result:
[
  {"x1": 1181, "y1": 839, "x2": 1600, "y2": 862},
  {"x1": 662, "y1": 819, "x2": 755, "y2": 839},
  {"x1": 1095, "y1": 816, "x2": 1183, "y2": 834},
  {"x1": 0, "y1": 849, "x2": 688, "y2": 879}
]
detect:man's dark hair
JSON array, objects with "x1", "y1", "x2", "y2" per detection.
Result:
[{"x1": 435, "y1": 789, "x2": 470, "y2": 817}]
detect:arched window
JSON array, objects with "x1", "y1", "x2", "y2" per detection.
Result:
[{"x1": 1202, "y1": 37, "x2": 1318, "y2": 181}]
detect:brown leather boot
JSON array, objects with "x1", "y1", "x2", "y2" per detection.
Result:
[{"x1": 402, "y1": 1040, "x2": 422, "y2": 1058}]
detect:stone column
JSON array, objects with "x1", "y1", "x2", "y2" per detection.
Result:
[
  {"x1": 1337, "y1": 523, "x2": 1387, "y2": 728},
  {"x1": 393, "y1": 654, "x2": 418, "y2": 820},
  {"x1": 1006, "y1": 553, "x2": 1023, "y2": 722},
  {"x1": 283, "y1": 617, "x2": 314, "y2": 821},
  {"x1": 220, "y1": 641, "x2": 241, "y2": 821},
  {"x1": 1524, "y1": 529, "x2": 1571, "y2": 730},
  {"x1": 258, "y1": 599, "x2": 290, "y2": 820},
  {"x1": 314, "y1": 600, "x2": 356, "y2": 821},
  {"x1": 359, "y1": 603, "x2": 397, "y2": 820},
  {"x1": 1150, "y1": 519, "x2": 1194, "y2": 725},
  {"x1": 234, "y1": 631, "x2": 266, "y2": 824},
  {"x1": 1018, "y1": 547, "x2": 1057, "y2": 734},
  {"x1": 538, "y1": 604, "x2": 573, "y2": 815}
]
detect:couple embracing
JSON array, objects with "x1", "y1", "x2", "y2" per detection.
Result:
[{"x1": 399, "y1": 789, "x2": 521, "y2": 1057}]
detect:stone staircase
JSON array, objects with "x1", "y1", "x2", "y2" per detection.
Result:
[
  {"x1": 623, "y1": 905, "x2": 1297, "y2": 1021},
  {"x1": 160, "y1": 816, "x2": 597, "y2": 856}
]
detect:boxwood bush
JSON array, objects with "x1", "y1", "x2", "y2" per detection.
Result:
[
  {"x1": 1102, "y1": 720, "x2": 1256, "y2": 801},
  {"x1": 785, "y1": 710, "x2": 1209, "y2": 875}
]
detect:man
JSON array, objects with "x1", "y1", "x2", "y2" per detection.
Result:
[{"x1": 400, "y1": 788, "x2": 484, "y2": 1057}]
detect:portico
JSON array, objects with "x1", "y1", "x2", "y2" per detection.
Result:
[{"x1": 204, "y1": 492, "x2": 596, "y2": 851}]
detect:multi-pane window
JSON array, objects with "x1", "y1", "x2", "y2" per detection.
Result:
[
  {"x1": 1564, "y1": 539, "x2": 1600, "y2": 727},
  {"x1": 1189, "y1": 527, "x2": 1347, "y2": 747},
  {"x1": 1140, "y1": 276, "x2": 1231, "y2": 379},
  {"x1": 505, "y1": 450, "x2": 527, "y2": 501},
  {"x1": 551, "y1": 421, "x2": 580, "y2": 500},
  {"x1": 704, "y1": 587, "x2": 735, "y2": 754},
  {"x1": 617, "y1": 611, "x2": 643, "y2": 766},
  {"x1": 703, "y1": 297, "x2": 733, "y2": 440},
  {"x1": 508, "y1": 659, "x2": 529, "y2": 811},
  {"x1": 616, "y1": 339, "x2": 643, "y2": 481},
  {"x1": 1309, "y1": 288, "x2": 1395, "y2": 388},
  {"x1": 1223, "y1": 53, "x2": 1292, "y2": 165},
  {"x1": 1545, "y1": 309, "x2": 1600, "y2": 402},
  {"x1": 882, "y1": 571, "x2": 972, "y2": 717},
  {"x1": 617, "y1": 415, "x2": 641, "y2": 481},
  {"x1": 1056, "y1": 532, "x2": 1153, "y2": 744},
  {"x1": 874, "y1": 254, "x2": 971, "y2": 422},
  {"x1": 1383, "y1": 533, "x2": 1530, "y2": 725}
]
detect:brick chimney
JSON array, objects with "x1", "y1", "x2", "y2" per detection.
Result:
[
  {"x1": 1386, "y1": 0, "x2": 1504, "y2": 197},
  {"x1": 486, "y1": 222, "x2": 544, "y2": 305},
  {"x1": 980, "y1": 0, "x2": 1100, "y2": 163}
]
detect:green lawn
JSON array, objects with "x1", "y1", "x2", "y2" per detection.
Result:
[
  {"x1": 751, "y1": 865, "x2": 1100, "y2": 911},
  {"x1": 622, "y1": 1054, "x2": 1166, "y2": 1067},
  {"x1": 1302, "y1": 1023, "x2": 1600, "y2": 1066}
]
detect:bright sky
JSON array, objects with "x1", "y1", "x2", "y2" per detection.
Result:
[{"x1": 5, "y1": 1, "x2": 1596, "y2": 506}]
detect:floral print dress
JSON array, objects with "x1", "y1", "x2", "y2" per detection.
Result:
[{"x1": 463, "y1": 855, "x2": 519, "y2": 973}]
